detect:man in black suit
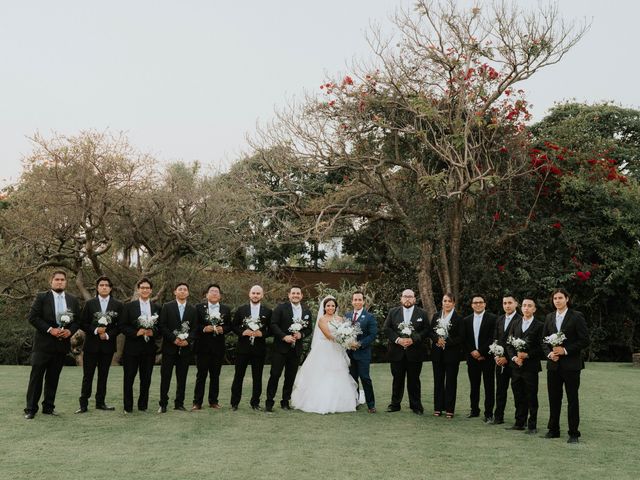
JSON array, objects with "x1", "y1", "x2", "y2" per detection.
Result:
[
  {"x1": 463, "y1": 294, "x2": 497, "y2": 422},
  {"x1": 542, "y1": 288, "x2": 590, "y2": 443},
  {"x1": 506, "y1": 297, "x2": 543, "y2": 434},
  {"x1": 120, "y1": 278, "x2": 161, "y2": 413},
  {"x1": 265, "y1": 286, "x2": 312, "y2": 412},
  {"x1": 230, "y1": 285, "x2": 272, "y2": 411},
  {"x1": 24, "y1": 270, "x2": 81, "y2": 419},
  {"x1": 76, "y1": 276, "x2": 123, "y2": 413},
  {"x1": 192, "y1": 283, "x2": 232, "y2": 410},
  {"x1": 491, "y1": 294, "x2": 521, "y2": 425},
  {"x1": 158, "y1": 282, "x2": 198, "y2": 412},
  {"x1": 383, "y1": 289, "x2": 429, "y2": 415}
]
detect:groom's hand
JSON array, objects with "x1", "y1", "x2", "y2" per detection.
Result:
[
  {"x1": 293, "y1": 332, "x2": 302, "y2": 340},
  {"x1": 284, "y1": 335, "x2": 296, "y2": 344}
]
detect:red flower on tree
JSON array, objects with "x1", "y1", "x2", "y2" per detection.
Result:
[
  {"x1": 551, "y1": 222, "x2": 562, "y2": 230},
  {"x1": 575, "y1": 271, "x2": 591, "y2": 282},
  {"x1": 492, "y1": 211, "x2": 500, "y2": 221}
]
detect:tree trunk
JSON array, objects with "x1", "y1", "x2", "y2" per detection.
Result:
[
  {"x1": 417, "y1": 240, "x2": 437, "y2": 319},
  {"x1": 448, "y1": 198, "x2": 464, "y2": 299}
]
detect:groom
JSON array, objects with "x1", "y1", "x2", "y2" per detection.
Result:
[
  {"x1": 344, "y1": 291, "x2": 377, "y2": 413},
  {"x1": 265, "y1": 286, "x2": 312, "y2": 412}
]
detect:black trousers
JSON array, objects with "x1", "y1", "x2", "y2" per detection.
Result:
[
  {"x1": 193, "y1": 351, "x2": 223, "y2": 406},
  {"x1": 266, "y1": 348, "x2": 300, "y2": 406},
  {"x1": 547, "y1": 368, "x2": 581, "y2": 436},
  {"x1": 467, "y1": 359, "x2": 495, "y2": 418},
  {"x1": 79, "y1": 350, "x2": 114, "y2": 408},
  {"x1": 230, "y1": 353, "x2": 265, "y2": 407},
  {"x1": 389, "y1": 356, "x2": 423, "y2": 411},
  {"x1": 349, "y1": 355, "x2": 375, "y2": 408},
  {"x1": 512, "y1": 370, "x2": 539, "y2": 429},
  {"x1": 432, "y1": 360, "x2": 459, "y2": 414},
  {"x1": 25, "y1": 351, "x2": 65, "y2": 414},
  {"x1": 494, "y1": 364, "x2": 512, "y2": 421},
  {"x1": 122, "y1": 353, "x2": 155, "y2": 412},
  {"x1": 159, "y1": 351, "x2": 191, "y2": 408}
]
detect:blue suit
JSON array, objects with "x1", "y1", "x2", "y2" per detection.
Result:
[{"x1": 345, "y1": 309, "x2": 377, "y2": 408}]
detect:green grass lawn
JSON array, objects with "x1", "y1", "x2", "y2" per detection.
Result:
[{"x1": 1, "y1": 362, "x2": 638, "y2": 480}]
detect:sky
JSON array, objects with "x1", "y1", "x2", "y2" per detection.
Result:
[{"x1": 1, "y1": 0, "x2": 638, "y2": 187}]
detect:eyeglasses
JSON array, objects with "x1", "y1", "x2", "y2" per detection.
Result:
[{"x1": 471, "y1": 301, "x2": 485, "y2": 304}]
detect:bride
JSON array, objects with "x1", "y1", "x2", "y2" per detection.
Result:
[{"x1": 291, "y1": 296, "x2": 358, "y2": 414}]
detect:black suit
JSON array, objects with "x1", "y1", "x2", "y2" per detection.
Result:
[
  {"x1": 120, "y1": 300, "x2": 161, "y2": 412},
  {"x1": 25, "y1": 290, "x2": 81, "y2": 415},
  {"x1": 507, "y1": 316, "x2": 543, "y2": 430},
  {"x1": 265, "y1": 302, "x2": 312, "y2": 408},
  {"x1": 78, "y1": 296, "x2": 123, "y2": 409},
  {"x1": 159, "y1": 300, "x2": 198, "y2": 409},
  {"x1": 429, "y1": 310, "x2": 463, "y2": 414},
  {"x1": 463, "y1": 311, "x2": 498, "y2": 418},
  {"x1": 542, "y1": 309, "x2": 590, "y2": 437},
  {"x1": 384, "y1": 306, "x2": 429, "y2": 412},
  {"x1": 230, "y1": 303, "x2": 272, "y2": 408},
  {"x1": 192, "y1": 302, "x2": 232, "y2": 406},
  {"x1": 493, "y1": 313, "x2": 521, "y2": 422}
]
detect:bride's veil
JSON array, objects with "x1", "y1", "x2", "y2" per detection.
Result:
[{"x1": 311, "y1": 295, "x2": 336, "y2": 349}]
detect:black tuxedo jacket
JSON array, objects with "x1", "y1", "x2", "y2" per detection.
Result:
[
  {"x1": 270, "y1": 302, "x2": 312, "y2": 356},
  {"x1": 506, "y1": 316, "x2": 543, "y2": 373},
  {"x1": 232, "y1": 303, "x2": 273, "y2": 356},
  {"x1": 542, "y1": 309, "x2": 590, "y2": 371},
  {"x1": 429, "y1": 310, "x2": 464, "y2": 364},
  {"x1": 194, "y1": 302, "x2": 232, "y2": 356},
  {"x1": 120, "y1": 300, "x2": 162, "y2": 356},
  {"x1": 80, "y1": 296, "x2": 124, "y2": 354},
  {"x1": 463, "y1": 311, "x2": 498, "y2": 360},
  {"x1": 159, "y1": 300, "x2": 199, "y2": 355},
  {"x1": 384, "y1": 306, "x2": 429, "y2": 362},
  {"x1": 494, "y1": 313, "x2": 522, "y2": 351},
  {"x1": 29, "y1": 291, "x2": 81, "y2": 354}
]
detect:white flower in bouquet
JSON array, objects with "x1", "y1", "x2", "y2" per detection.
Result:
[
  {"x1": 92, "y1": 310, "x2": 117, "y2": 329},
  {"x1": 329, "y1": 319, "x2": 362, "y2": 350},
  {"x1": 544, "y1": 331, "x2": 567, "y2": 347},
  {"x1": 57, "y1": 310, "x2": 73, "y2": 328},
  {"x1": 398, "y1": 320, "x2": 414, "y2": 338},
  {"x1": 488, "y1": 340, "x2": 504, "y2": 357},
  {"x1": 289, "y1": 316, "x2": 309, "y2": 333},
  {"x1": 137, "y1": 313, "x2": 158, "y2": 329},
  {"x1": 173, "y1": 321, "x2": 190, "y2": 341},
  {"x1": 507, "y1": 336, "x2": 527, "y2": 352}
]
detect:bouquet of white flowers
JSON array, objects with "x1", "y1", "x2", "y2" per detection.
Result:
[
  {"x1": 92, "y1": 311, "x2": 117, "y2": 330},
  {"x1": 57, "y1": 310, "x2": 73, "y2": 328},
  {"x1": 173, "y1": 321, "x2": 190, "y2": 340},
  {"x1": 243, "y1": 316, "x2": 263, "y2": 345},
  {"x1": 329, "y1": 319, "x2": 362, "y2": 350},
  {"x1": 397, "y1": 320, "x2": 414, "y2": 338},
  {"x1": 205, "y1": 311, "x2": 224, "y2": 335},
  {"x1": 288, "y1": 315, "x2": 309, "y2": 347},
  {"x1": 488, "y1": 340, "x2": 504, "y2": 357},
  {"x1": 544, "y1": 331, "x2": 566, "y2": 347},
  {"x1": 507, "y1": 336, "x2": 527, "y2": 352},
  {"x1": 137, "y1": 313, "x2": 158, "y2": 342}
]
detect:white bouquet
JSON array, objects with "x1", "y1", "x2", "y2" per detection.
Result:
[
  {"x1": 173, "y1": 321, "x2": 190, "y2": 341},
  {"x1": 57, "y1": 310, "x2": 73, "y2": 328},
  {"x1": 289, "y1": 315, "x2": 309, "y2": 347},
  {"x1": 507, "y1": 336, "x2": 527, "y2": 352},
  {"x1": 92, "y1": 310, "x2": 117, "y2": 330},
  {"x1": 488, "y1": 340, "x2": 504, "y2": 357},
  {"x1": 329, "y1": 319, "x2": 362, "y2": 350},
  {"x1": 137, "y1": 313, "x2": 158, "y2": 342},
  {"x1": 397, "y1": 320, "x2": 414, "y2": 338},
  {"x1": 243, "y1": 316, "x2": 263, "y2": 345},
  {"x1": 544, "y1": 331, "x2": 566, "y2": 347},
  {"x1": 205, "y1": 311, "x2": 224, "y2": 335}
]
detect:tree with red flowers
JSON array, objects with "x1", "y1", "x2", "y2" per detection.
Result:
[{"x1": 248, "y1": 0, "x2": 587, "y2": 316}]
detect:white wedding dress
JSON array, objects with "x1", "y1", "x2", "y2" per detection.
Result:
[{"x1": 291, "y1": 309, "x2": 358, "y2": 414}]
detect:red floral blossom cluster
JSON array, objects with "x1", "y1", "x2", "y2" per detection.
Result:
[{"x1": 575, "y1": 271, "x2": 591, "y2": 282}]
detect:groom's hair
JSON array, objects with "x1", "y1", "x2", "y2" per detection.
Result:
[
  {"x1": 352, "y1": 291, "x2": 364, "y2": 300},
  {"x1": 323, "y1": 297, "x2": 338, "y2": 309}
]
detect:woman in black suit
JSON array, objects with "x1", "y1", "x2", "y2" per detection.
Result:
[{"x1": 430, "y1": 293, "x2": 464, "y2": 419}]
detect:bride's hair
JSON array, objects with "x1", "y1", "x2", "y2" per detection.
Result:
[{"x1": 322, "y1": 296, "x2": 337, "y2": 309}]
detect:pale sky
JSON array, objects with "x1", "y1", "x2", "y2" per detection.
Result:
[{"x1": 1, "y1": 0, "x2": 638, "y2": 187}]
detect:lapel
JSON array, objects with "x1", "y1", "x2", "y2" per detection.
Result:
[
  {"x1": 259, "y1": 305, "x2": 268, "y2": 319},
  {"x1": 47, "y1": 291, "x2": 56, "y2": 316},
  {"x1": 559, "y1": 309, "x2": 571, "y2": 332},
  {"x1": 133, "y1": 300, "x2": 143, "y2": 318}
]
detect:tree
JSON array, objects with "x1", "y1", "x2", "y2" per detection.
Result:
[{"x1": 248, "y1": 0, "x2": 586, "y2": 317}]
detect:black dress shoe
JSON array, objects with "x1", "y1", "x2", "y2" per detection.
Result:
[
  {"x1": 280, "y1": 402, "x2": 291, "y2": 410},
  {"x1": 75, "y1": 407, "x2": 88, "y2": 414},
  {"x1": 42, "y1": 410, "x2": 59, "y2": 416},
  {"x1": 505, "y1": 425, "x2": 525, "y2": 431},
  {"x1": 158, "y1": 406, "x2": 167, "y2": 413},
  {"x1": 412, "y1": 409, "x2": 424, "y2": 415},
  {"x1": 231, "y1": 405, "x2": 238, "y2": 411},
  {"x1": 265, "y1": 405, "x2": 274, "y2": 413},
  {"x1": 386, "y1": 405, "x2": 401, "y2": 412},
  {"x1": 544, "y1": 431, "x2": 560, "y2": 439},
  {"x1": 174, "y1": 405, "x2": 186, "y2": 411},
  {"x1": 466, "y1": 412, "x2": 480, "y2": 418},
  {"x1": 525, "y1": 428, "x2": 538, "y2": 435},
  {"x1": 567, "y1": 436, "x2": 579, "y2": 444},
  {"x1": 493, "y1": 418, "x2": 504, "y2": 425},
  {"x1": 251, "y1": 405, "x2": 263, "y2": 411},
  {"x1": 24, "y1": 412, "x2": 35, "y2": 420},
  {"x1": 96, "y1": 404, "x2": 115, "y2": 411},
  {"x1": 484, "y1": 416, "x2": 494, "y2": 424}
]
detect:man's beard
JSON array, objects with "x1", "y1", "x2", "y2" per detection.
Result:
[{"x1": 52, "y1": 288, "x2": 65, "y2": 293}]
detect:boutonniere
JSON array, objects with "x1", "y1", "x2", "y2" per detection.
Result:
[
  {"x1": 303, "y1": 314, "x2": 309, "y2": 320},
  {"x1": 416, "y1": 317, "x2": 423, "y2": 323}
]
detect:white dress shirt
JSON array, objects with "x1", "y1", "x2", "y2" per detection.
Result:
[{"x1": 473, "y1": 312, "x2": 484, "y2": 350}]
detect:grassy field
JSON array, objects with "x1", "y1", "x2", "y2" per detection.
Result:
[{"x1": 1, "y1": 362, "x2": 638, "y2": 480}]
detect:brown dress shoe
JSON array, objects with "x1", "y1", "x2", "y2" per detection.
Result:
[
  {"x1": 209, "y1": 403, "x2": 222, "y2": 409},
  {"x1": 191, "y1": 404, "x2": 202, "y2": 411}
]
